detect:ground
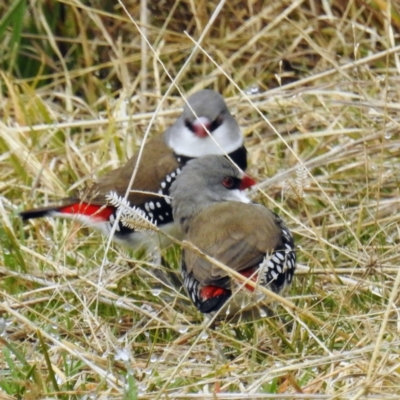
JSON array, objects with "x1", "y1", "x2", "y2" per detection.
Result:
[{"x1": 1, "y1": 0, "x2": 400, "y2": 398}]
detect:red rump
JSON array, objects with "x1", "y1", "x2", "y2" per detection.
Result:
[
  {"x1": 60, "y1": 203, "x2": 114, "y2": 221},
  {"x1": 200, "y1": 285, "x2": 228, "y2": 300},
  {"x1": 240, "y1": 267, "x2": 258, "y2": 292}
]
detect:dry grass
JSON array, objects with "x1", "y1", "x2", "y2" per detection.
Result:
[{"x1": 1, "y1": 0, "x2": 400, "y2": 398}]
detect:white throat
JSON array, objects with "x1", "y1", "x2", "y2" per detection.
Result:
[
  {"x1": 230, "y1": 189, "x2": 251, "y2": 204},
  {"x1": 168, "y1": 124, "x2": 243, "y2": 158}
]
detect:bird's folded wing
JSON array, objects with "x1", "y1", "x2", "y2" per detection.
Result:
[
  {"x1": 81, "y1": 135, "x2": 178, "y2": 205},
  {"x1": 185, "y1": 202, "x2": 282, "y2": 286}
]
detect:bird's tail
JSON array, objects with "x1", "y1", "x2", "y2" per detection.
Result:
[{"x1": 20, "y1": 202, "x2": 114, "y2": 221}]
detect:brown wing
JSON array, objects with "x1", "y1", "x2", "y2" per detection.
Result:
[
  {"x1": 79, "y1": 135, "x2": 178, "y2": 206},
  {"x1": 185, "y1": 202, "x2": 282, "y2": 288}
]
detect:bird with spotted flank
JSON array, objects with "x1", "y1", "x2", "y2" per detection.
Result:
[
  {"x1": 20, "y1": 90, "x2": 247, "y2": 250},
  {"x1": 170, "y1": 155, "x2": 296, "y2": 316}
]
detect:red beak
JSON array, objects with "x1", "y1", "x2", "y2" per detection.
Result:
[
  {"x1": 240, "y1": 174, "x2": 256, "y2": 190},
  {"x1": 192, "y1": 117, "x2": 211, "y2": 138}
]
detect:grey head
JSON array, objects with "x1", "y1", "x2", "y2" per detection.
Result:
[
  {"x1": 170, "y1": 155, "x2": 256, "y2": 233},
  {"x1": 165, "y1": 90, "x2": 243, "y2": 158}
]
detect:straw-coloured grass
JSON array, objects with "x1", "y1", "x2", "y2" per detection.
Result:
[{"x1": 1, "y1": 0, "x2": 400, "y2": 398}]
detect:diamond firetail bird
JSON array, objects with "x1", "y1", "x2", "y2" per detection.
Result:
[
  {"x1": 170, "y1": 155, "x2": 296, "y2": 316},
  {"x1": 20, "y1": 90, "x2": 247, "y2": 249}
]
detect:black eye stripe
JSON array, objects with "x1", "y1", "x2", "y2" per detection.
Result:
[
  {"x1": 209, "y1": 115, "x2": 223, "y2": 132},
  {"x1": 185, "y1": 115, "x2": 223, "y2": 133},
  {"x1": 184, "y1": 119, "x2": 192, "y2": 130},
  {"x1": 222, "y1": 176, "x2": 241, "y2": 190}
]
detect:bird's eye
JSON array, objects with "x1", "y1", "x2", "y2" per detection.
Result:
[
  {"x1": 210, "y1": 115, "x2": 223, "y2": 132},
  {"x1": 222, "y1": 176, "x2": 235, "y2": 189}
]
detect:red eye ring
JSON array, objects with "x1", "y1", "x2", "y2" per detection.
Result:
[{"x1": 222, "y1": 176, "x2": 234, "y2": 188}]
